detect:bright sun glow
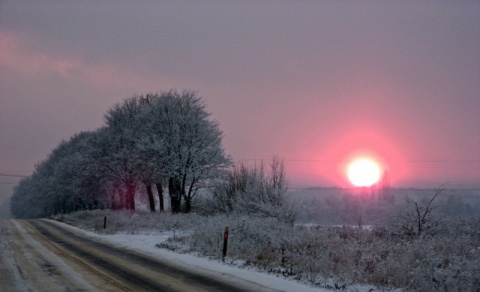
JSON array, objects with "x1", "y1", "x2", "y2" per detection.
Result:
[{"x1": 347, "y1": 158, "x2": 381, "y2": 187}]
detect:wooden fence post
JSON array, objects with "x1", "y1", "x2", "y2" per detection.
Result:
[{"x1": 222, "y1": 226, "x2": 229, "y2": 261}]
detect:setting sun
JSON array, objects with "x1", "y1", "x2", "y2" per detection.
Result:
[{"x1": 347, "y1": 158, "x2": 382, "y2": 187}]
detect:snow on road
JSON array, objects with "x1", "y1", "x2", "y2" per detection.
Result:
[
  {"x1": 0, "y1": 220, "x2": 98, "y2": 291},
  {"x1": 54, "y1": 220, "x2": 331, "y2": 292}
]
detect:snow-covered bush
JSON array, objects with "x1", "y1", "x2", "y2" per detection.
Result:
[
  {"x1": 183, "y1": 216, "x2": 480, "y2": 291},
  {"x1": 199, "y1": 157, "x2": 299, "y2": 224},
  {"x1": 387, "y1": 188, "x2": 445, "y2": 240}
]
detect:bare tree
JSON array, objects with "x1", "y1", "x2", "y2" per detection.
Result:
[{"x1": 393, "y1": 186, "x2": 445, "y2": 239}]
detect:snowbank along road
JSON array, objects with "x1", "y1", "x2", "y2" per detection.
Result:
[{"x1": 0, "y1": 219, "x2": 279, "y2": 292}]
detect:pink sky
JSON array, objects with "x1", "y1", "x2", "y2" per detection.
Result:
[{"x1": 1, "y1": 1, "x2": 479, "y2": 195}]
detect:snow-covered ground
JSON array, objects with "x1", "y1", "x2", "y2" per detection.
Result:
[{"x1": 55, "y1": 220, "x2": 333, "y2": 292}]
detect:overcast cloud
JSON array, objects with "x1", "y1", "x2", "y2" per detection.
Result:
[{"x1": 1, "y1": 0, "x2": 479, "y2": 205}]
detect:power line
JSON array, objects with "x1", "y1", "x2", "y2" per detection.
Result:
[
  {"x1": 237, "y1": 158, "x2": 480, "y2": 163},
  {"x1": 0, "y1": 173, "x2": 28, "y2": 178},
  {"x1": 288, "y1": 186, "x2": 480, "y2": 192}
]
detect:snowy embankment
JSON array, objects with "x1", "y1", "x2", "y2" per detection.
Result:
[
  {"x1": 59, "y1": 210, "x2": 480, "y2": 291},
  {"x1": 53, "y1": 218, "x2": 330, "y2": 292}
]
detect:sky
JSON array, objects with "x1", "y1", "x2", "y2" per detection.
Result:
[{"x1": 1, "y1": 1, "x2": 479, "y2": 205}]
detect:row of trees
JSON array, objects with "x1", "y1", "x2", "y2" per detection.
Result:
[{"x1": 11, "y1": 90, "x2": 232, "y2": 218}]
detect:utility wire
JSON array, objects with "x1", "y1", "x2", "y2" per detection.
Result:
[{"x1": 0, "y1": 173, "x2": 28, "y2": 178}]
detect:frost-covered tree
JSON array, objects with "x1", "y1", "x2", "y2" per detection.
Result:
[
  {"x1": 135, "y1": 90, "x2": 232, "y2": 213},
  {"x1": 95, "y1": 97, "x2": 146, "y2": 211},
  {"x1": 10, "y1": 177, "x2": 37, "y2": 218},
  {"x1": 10, "y1": 131, "x2": 104, "y2": 218},
  {"x1": 378, "y1": 171, "x2": 394, "y2": 203},
  {"x1": 46, "y1": 132, "x2": 104, "y2": 213},
  {"x1": 10, "y1": 89, "x2": 230, "y2": 216},
  {"x1": 93, "y1": 90, "x2": 231, "y2": 213}
]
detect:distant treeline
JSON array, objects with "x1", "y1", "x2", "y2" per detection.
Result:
[{"x1": 295, "y1": 187, "x2": 480, "y2": 224}]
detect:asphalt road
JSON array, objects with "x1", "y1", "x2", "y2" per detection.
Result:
[{"x1": 0, "y1": 219, "x2": 274, "y2": 292}]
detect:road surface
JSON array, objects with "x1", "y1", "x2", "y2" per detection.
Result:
[{"x1": 0, "y1": 219, "x2": 275, "y2": 292}]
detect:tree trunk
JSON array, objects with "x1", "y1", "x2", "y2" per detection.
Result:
[
  {"x1": 168, "y1": 177, "x2": 182, "y2": 213},
  {"x1": 114, "y1": 182, "x2": 125, "y2": 210},
  {"x1": 185, "y1": 196, "x2": 192, "y2": 213},
  {"x1": 184, "y1": 178, "x2": 196, "y2": 213},
  {"x1": 156, "y1": 182, "x2": 164, "y2": 212},
  {"x1": 146, "y1": 183, "x2": 156, "y2": 212},
  {"x1": 125, "y1": 180, "x2": 136, "y2": 210},
  {"x1": 123, "y1": 187, "x2": 129, "y2": 210},
  {"x1": 110, "y1": 195, "x2": 115, "y2": 210}
]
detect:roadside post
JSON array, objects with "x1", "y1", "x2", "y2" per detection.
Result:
[{"x1": 222, "y1": 226, "x2": 229, "y2": 261}]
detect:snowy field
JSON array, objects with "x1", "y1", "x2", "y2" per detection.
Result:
[{"x1": 59, "y1": 210, "x2": 480, "y2": 291}]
